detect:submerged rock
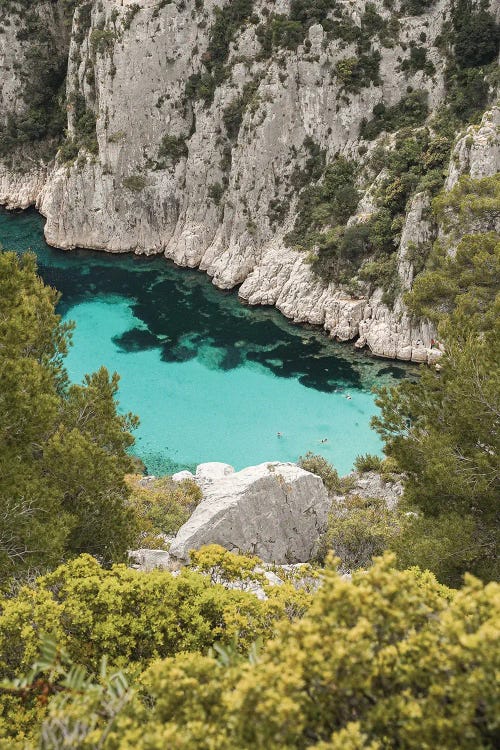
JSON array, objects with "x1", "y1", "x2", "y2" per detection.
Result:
[{"x1": 169, "y1": 462, "x2": 330, "y2": 564}]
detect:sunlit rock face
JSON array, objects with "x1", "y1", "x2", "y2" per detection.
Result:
[
  {"x1": 0, "y1": 1, "x2": 498, "y2": 362},
  {"x1": 169, "y1": 462, "x2": 331, "y2": 564}
]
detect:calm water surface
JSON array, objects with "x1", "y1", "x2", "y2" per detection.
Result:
[{"x1": 0, "y1": 208, "x2": 410, "y2": 475}]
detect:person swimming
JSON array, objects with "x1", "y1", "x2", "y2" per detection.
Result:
[
  {"x1": 277, "y1": 432, "x2": 283, "y2": 438},
  {"x1": 320, "y1": 438, "x2": 328, "y2": 444}
]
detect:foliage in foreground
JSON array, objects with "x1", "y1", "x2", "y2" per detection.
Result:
[
  {"x1": 0, "y1": 553, "x2": 498, "y2": 749},
  {"x1": 0, "y1": 251, "x2": 138, "y2": 580},
  {"x1": 0, "y1": 548, "x2": 312, "y2": 742}
]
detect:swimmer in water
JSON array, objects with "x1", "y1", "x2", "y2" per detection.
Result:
[
  {"x1": 320, "y1": 438, "x2": 328, "y2": 444},
  {"x1": 277, "y1": 432, "x2": 283, "y2": 438},
  {"x1": 346, "y1": 394, "x2": 352, "y2": 400}
]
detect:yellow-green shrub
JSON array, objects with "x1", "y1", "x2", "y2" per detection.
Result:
[
  {"x1": 106, "y1": 554, "x2": 497, "y2": 750},
  {"x1": 3, "y1": 554, "x2": 499, "y2": 749},
  {"x1": 126, "y1": 474, "x2": 202, "y2": 548}
]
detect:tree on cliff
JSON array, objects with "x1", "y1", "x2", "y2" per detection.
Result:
[
  {"x1": 372, "y1": 188, "x2": 500, "y2": 586},
  {"x1": 0, "y1": 251, "x2": 138, "y2": 580},
  {"x1": 373, "y1": 322, "x2": 499, "y2": 586}
]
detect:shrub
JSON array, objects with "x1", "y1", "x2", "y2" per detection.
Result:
[
  {"x1": 405, "y1": 230, "x2": 499, "y2": 330},
  {"x1": 453, "y1": 6, "x2": 499, "y2": 69},
  {"x1": 90, "y1": 27, "x2": 116, "y2": 54},
  {"x1": 359, "y1": 253, "x2": 401, "y2": 307},
  {"x1": 126, "y1": 475, "x2": 202, "y2": 548},
  {"x1": 123, "y1": 174, "x2": 147, "y2": 191},
  {"x1": 400, "y1": 45, "x2": 435, "y2": 75},
  {"x1": 335, "y1": 50, "x2": 381, "y2": 92},
  {"x1": 354, "y1": 453, "x2": 384, "y2": 472},
  {"x1": 21, "y1": 554, "x2": 498, "y2": 749},
  {"x1": 157, "y1": 134, "x2": 188, "y2": 164},
  {"x1": 310, "y1": 221, "x2": 371, "y2": 282},
  {"x1": 286, "y1": 156, "x2": 359, "y2": 251},
  {"x1": 298, "y1": 452, "x2": 341, "y2": 494},
  {"x1": 317, "y1": 495, "x2": 401, "y2": 568},
  {"x1": 57, "y1": 137, "x2": 80, "y2": 163},
  {"x1": 186, "y1": 0, "x2": 254, "y2": 103},
  {"x1": 445, "y1": 67, "x2": 489, "y2": 122},
  {"x1": 360, "y1": 90, "x2": 429, "y2": 140},
  {"x1": 400, "y1": 0, "x2": 435, "y2": 14},
  {"x1": 208, "y1": 182, "x2": 225, "y2": 205},
  {"x1": 222, "y1": 77, "x2": 261, "y2": 140},
  {"x1": 0, "y1": 554, "x2": 300, "y2": 684}
]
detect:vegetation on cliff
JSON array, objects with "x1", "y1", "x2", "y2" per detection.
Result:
[
  {"x1": 0, "y1": 1, "x2": 499, "y2": 745},
  {"x1": 371, "y1": 174, "x2": 500, "y2": 584},
  {"x1": 0, "y1": 232, "x2": 498, "y2": 744}
]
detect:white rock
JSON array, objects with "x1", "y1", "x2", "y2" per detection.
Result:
[
  {"x1": 195, "y1": 462, "x2": 235, "y2": 482},
  {"x1": 172, "y1": 470, "x2": 195, "y2": 482},
  {"x1": 341, "y1": 471, "x2": 403, "y2": 511},
  {"x1": 0, "y1": 0, "x2": 488, "y2": 365},
  {"x1": 446, "y1": 106, "x2": 500, "y2": 191},
  {"x1": 169, "y1": 462, "x2": 330, "y2": 564},
  {"x1": 128, "y1": 548, "x2": 171, "y2": 571}
]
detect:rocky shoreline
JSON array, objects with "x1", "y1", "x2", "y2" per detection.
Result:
[
  {"x1": 0, "y1": 174, "x2": 441, "y2": 364},
  {"x1": 1, "y1": 2, "x2": 499, "y2": 364}
]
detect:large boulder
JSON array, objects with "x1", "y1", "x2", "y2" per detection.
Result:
[{"x1": 168, "y1": 462, "x2": 330, "y2": 564}]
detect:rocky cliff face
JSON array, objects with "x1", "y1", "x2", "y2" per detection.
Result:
[{"x1": 0, "y1": 0, "x2": 499, "y2": 362}]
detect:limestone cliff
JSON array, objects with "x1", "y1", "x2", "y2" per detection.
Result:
[{"x1": 0, "y1": 0, "x2": 499, "y2": 362}]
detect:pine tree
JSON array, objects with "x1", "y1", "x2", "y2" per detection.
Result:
[{"x1": 0, "y1": 251, "x2": 138, "y2": 580}]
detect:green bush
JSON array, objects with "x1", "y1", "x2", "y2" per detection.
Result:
[
  {"x1": 0, "y1": 1, "x2": 71, "y2": 160},
  {"x1": 157, "y1": 134, "x2": 188, "y2": 165},
  {"x1": 186, "y1": 0, "x2": 254, "y2": 103},
  {"x1": 123, "y1": 174, "x2": 147, "y2": 191},
  {"x1": 90, "y1": 27, "x2": 116, "y2": 54},
  {"x1": 208, "y1": 182, "x2": 225, "y2": 205},
  {"x1": 354, "y1": 453, "x2": 384, "y2": 472},
  {"x1": 286, "y1": 156, "x2": 359, "y2": 251},
  {"x1": 335, "y1": 50, "x2": 381, "y2": 92},
  {"x1": 405, "y1": 229, "x2": 499, "y2": 330},
  {"x1": 359, "y1": 252, "x2": 401, "y2": 306},
  {"x1": 58, "y1": 93, "x2": 98, "y2": 161},
  {"x1": 57, "y1": 137, "x2": 80, "y2": 163},
  {"x1": 317, "y1": 495, "x2": 401, "y2": 568},
  {"x1": 310, "y1": 222, "x2": 371, "y2": 282},
  {"x1": 223, "y1": 77, "x2": 261, "y2": 140},
  {"x1": 298, "y1": 452, "x2": 341, "y2": 494},
  {"x1": 126, "y1": 475, "x2": 202, "y2": 548},
  {"x1": 10, "y1": 555, "x2": 499, "y2": 749},
  {"x1": 399, "y1": 0, "x2": 435, "y2": 14},
  {"x1": 445, "y1": 67, "x2": 490, "y2": 122},
  {"x1": 453, "y1": 6, "x2": 499, "y2": 69},
  {"x1": 360, "y1": 91, "x2": 429, "y2": 140},
  {"x1": 400, "y1": 45, "x2": 436, "y2": 75}
]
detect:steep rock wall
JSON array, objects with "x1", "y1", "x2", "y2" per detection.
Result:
[{"x1": 1, "y1": 0, "x2": 499, "y2": 362}]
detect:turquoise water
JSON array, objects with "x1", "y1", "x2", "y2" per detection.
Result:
[{"x1": 0, "y1": 208, "x2": 409, "y2": 475}]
